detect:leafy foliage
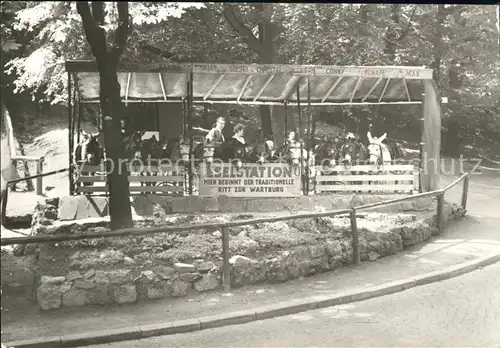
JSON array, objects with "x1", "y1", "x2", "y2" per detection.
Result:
[{"x1": 4, "y1": 1, "x2": 204, "y2": 104}]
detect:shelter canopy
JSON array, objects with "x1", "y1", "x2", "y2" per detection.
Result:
[{"x1": 65, "y1": 61, "x2": 434, "y2": 105}]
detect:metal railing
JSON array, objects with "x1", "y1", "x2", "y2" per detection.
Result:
[
  {"x1": 0, "y1": 173, "x2": 470, "y2": 291},
  {"x1": 1, "y1": 168, "x2": 69, "y2": 222}
]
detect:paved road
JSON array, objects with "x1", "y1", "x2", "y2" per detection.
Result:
[{"x1": 90, "y1": 262, "x2": 500, "y2": 348}]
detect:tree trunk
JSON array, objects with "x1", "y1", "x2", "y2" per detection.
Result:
[
  {"x1": 98, "y1": 61, "x2": 133, "y2": 230},
  {"x1": 431, "y1": 5, "x2": 448, "y2": 83},
  {"x1": 384, "y1": 5, "x2": 400, "y2": 63},
  {"x1": 77, "y1": 1, "x2": 133, "y2": 230},
  {"x1": 257, "y1": 4, "x2": 275, "y2": 141}
]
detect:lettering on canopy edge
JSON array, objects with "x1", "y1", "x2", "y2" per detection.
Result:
[
  {"x1": 198, "y1": 163, "x2": 302, "y2": 197},
  {"x1": 66, "y1": 61, "x2": 433, "y2": 79}
]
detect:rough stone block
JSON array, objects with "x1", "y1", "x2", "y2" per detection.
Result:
[
  {"x1": 171, "y1": 280, "x2": 190, "y2": 297},
  {"x1": 114, "y1": 284, "x2": 137, "y2": 304},
  {"x1": 37, "y1": 284, "x2": 62, "y2": 310},
  {"x1": 108, "y1": 270, "x2": 132, "y2": 284},
  {"x1": 195, "y1": 261, "x2": 215, "y2": 273},
  {"x1": 62, "y1": 289, "x2": 86, "y2": 307},
  {"x1": 40, "y1": 276, "x2": 66, "y2": 285},
  {"x1": 174, "y1": 262, "x2": 196, "y2": 273},
  {"x1": 74, "y1": 280, "x2": 95, "y2": 290},
  {"x1": 194, "y1": 274, "x2": 220, "y2": 292},
  {"x1": 152, "y1": 265, "x2": 175, "y2": 280},
  {"x1": 57, "y1": 196, "x2": 79, "y2": 221},
  {"x1": 67, "y1": 271, "x2": 83, "y2": 282},
  {"x1": 85, "y1": 284, "x2": 114, "y2": 305},
  {"x1": 179, "y1": 272, "x2": 202, "y2": 282},
  {"x1": 146, "y1": 281, "x2": 171, "y2": 300}
]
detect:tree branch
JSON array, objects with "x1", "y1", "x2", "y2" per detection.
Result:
[
  {"x1": 76, "y1": 1, "x2": 106, "y2": 60},
  {"x1": 222, "y1": 4, "x2": 264, "y2": 56},
  {"x1": 397, "y1": 5, "x2": 418, "y2": 41},
  {"x1": 110, "y1": 2, "x2": 130, "y2": 63}
]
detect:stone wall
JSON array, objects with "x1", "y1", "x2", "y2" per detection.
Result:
[
  {"x1": 53, "y1": 194, "x2": 437, "y2": 222},
  {"x1": 18, "y1": 200, "x2": 464, "y2": 311}
]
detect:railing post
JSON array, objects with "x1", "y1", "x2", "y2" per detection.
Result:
[
  {"x1": 36, "y1": 157, "x2": 45, "y2": 195},
  {"x1": 461, "y1": 174, "x2": 469, "y2": 211},
  {"x1": 349, "y1": 209, "x2": 361, "y2": 265},
  {"x1": 436, "y1": 191, "x2": 445, "y2": 233},
  {"x1": 221, "y1": 227, "x2": 231, "y2": 291}
]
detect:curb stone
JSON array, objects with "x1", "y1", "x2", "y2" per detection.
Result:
[{"x1": 5, "y1": 252, "x2": 500, "y2": 348}]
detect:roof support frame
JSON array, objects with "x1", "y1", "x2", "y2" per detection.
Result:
[
  {"x1": 362, "y1": 77, "x2": 383, "y2": 102},
  {"x1": 203, "y1": 74, "x2": 225, "y2": 100},
  {"x1": 237, "y1": 75, "x2": 252, "y2": 103},
  {"x1": 403, "y1": 78, "x2": 411, "y2": 102},
  {"x1": 349, "y1": 77, "x2": 363, "y2": 103},
  {"x1": 378, "y1": 78, "x2": 391, "y2": 102},
  {"x1": 125, "y1": 72, "x2": 132, "y2": 102},
  {"x1": 158, "y1": 73, "x2": 168, "y2": 101},
  {"x1": 321, "y1": 76, "x2": 343, "y2": 103},
  {"x1": 254, "y1": 74, "x2": 275, "y2": 102},
  {"x1": 282, "y1": 75, "x2": 301, "y2": 104}
]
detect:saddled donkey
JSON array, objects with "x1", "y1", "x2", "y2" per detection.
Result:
[
  {"x1": 339, "y1": 134, "x2": 368, "y2": 189},
  {"x1": 366, "y1": 137, "x2": 408, "y2": 191},
  {"x1": 73, "y1": 130, "x2": 104, "y2": 188},
  {"x1": 279, "y1": 140, "x2": 314, "y2": 193},
  {"x1": 314, "y1": 136, "x2": 342, "y2": 191}
]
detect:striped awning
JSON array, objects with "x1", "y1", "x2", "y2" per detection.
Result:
[{"x1": 65, "y1": 61, "x2": 434, "y2": 105}]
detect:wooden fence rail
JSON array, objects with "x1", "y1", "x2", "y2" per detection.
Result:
[{"x1": 1, "y1": 173, "x2": 470, "y2": 292}]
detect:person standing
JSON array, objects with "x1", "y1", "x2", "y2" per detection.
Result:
[
  {"x1": 225, "y1": 123, "x2": 247, "y2": 166},
  {"x1": 205, "y1": 117, "x2": 226, "y2": 145}
]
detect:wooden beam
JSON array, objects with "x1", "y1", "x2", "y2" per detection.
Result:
[
  {"x1": 125, "y1": 72, "x2": 132, "y2": 102},
  {"x1": 349, "y1": 77, "x2": 363, "y2": 103},
  {"x1": 403, "y1": 78, "x2": 411, "y2": 102},
  {"x1": 321, "y1": 76, "x2": 343, "y2": 103},
  {"x1": 203, "y1": 74, "x2": 225, "y2": 100},
  {"x1": 237, "y1": 75, "x2": 252, "y2": 103},
  {"x1": 253, "y1": 74, "x2": 275, "y2": 101},
  {"x1": 158, "y1": 73, "x2": 167, "y2": 101},
  {"x1": 79, "y1": 99, "x2": 423, "y2": 106},
  {"x1": 361, "y1": 77, "x2": 383, "y2": 102},
  {"x1": 378, "y1": 78, "x2": 391, "y2": 102}
]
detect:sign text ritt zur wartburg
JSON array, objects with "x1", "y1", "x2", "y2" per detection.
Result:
[{"x1": 199, "y1": 163, "x2": 302, "y2": 197}]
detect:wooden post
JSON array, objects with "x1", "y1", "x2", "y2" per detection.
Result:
[
  {"x1": 187, "y1": 71, "x2": 194, "y2": 196},
  {"x1": 296, "y1": 79, "x2": 305, "y2": 195},
  {"x1": 436, "y1": 192, "x2": 445, "y2": 233},
  {"x1": 349, "y1": 209, "x2": 361, "y2": 265},
  {"x1": 68, "y1": 72, "x2": 74, "y2": 196},
  {"x1": 305, "y1": 76, "x2": 312, "y2": 196},
  {"x1": 413, "y1": 162, "x2": 419, "y2": 193},
  {"x1": 36, "y1": 157, "x2": 44, "y2": 196},
  {"x1": 461, "y1": 173, "x2": 469, "y2": 211},
  {"x1": 222, "y1": 227, "x2": 231, "y2": 291},
  {"x1": 310, "y1": 77, "x2": 316, "y2": 195},
  {"x1": 284, "y1": 102, "x2": 288, "y2": 139}
]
